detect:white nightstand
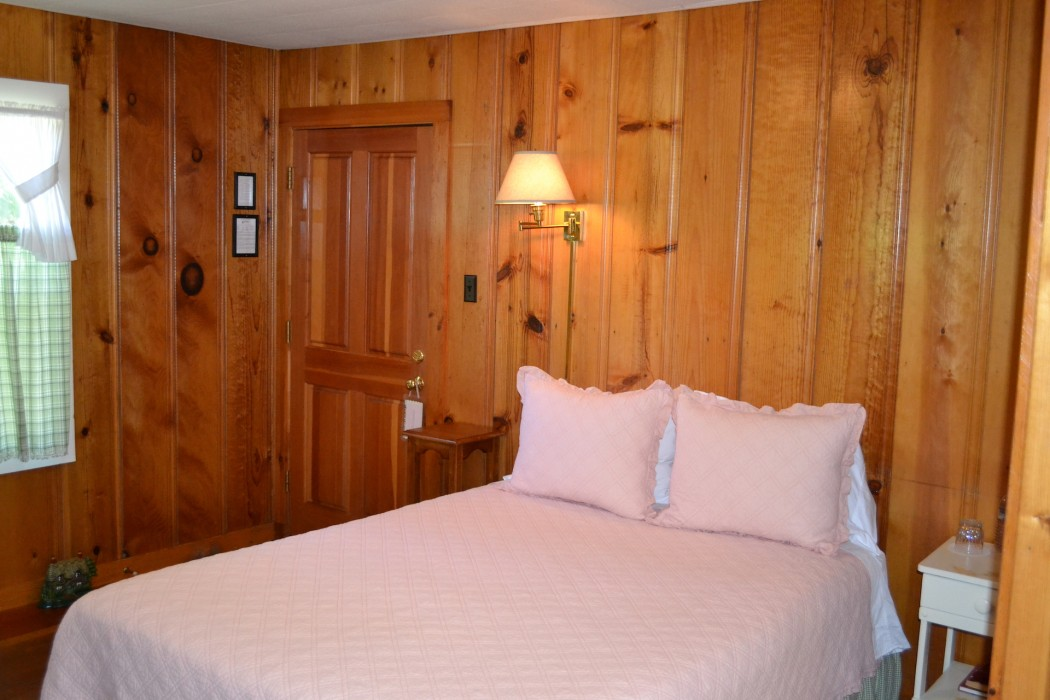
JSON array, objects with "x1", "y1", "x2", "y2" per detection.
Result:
[{"x1": 912, "y1": 537, "x2": 1001, "y2": 699}]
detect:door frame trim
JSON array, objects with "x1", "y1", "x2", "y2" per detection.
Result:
[{"x1": 275, "y1": 100, "x2": 451, "y2": 529}]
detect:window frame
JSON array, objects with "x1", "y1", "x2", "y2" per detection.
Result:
[{"x1": 0, "y1": 77, "x2": 76, "y2": 476}]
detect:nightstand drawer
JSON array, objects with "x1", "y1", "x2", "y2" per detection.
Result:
[{"x1": 920, "y1": 573, "x2": 997, "y2": 630}]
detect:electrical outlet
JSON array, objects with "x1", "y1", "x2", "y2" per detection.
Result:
[{"x1": 464, "y1": 274, "x2": 477, "y2": 303}]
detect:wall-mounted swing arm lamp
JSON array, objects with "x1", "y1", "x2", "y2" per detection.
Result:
[
  {"x1": 494, "y1": 151, "x2": 583, "y2": 241},
  {"x1": 494, "y1": 151, "x2": 584, "y2": 377}
]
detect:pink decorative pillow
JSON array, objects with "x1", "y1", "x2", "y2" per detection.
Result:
[
  {"x1": 506, "y1": 366, "x2": 673, "y2": 519},
  {"x1": 655, "y1": 389, "x2": 865, "y2": 554}
]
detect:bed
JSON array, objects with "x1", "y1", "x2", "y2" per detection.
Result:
[{"x1": 43, "y1": 368, "x2": 908, "y2": 699}]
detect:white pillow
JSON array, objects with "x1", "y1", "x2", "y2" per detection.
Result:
[
  {"x1": 847, "y1": 446, "x2": 880, "y2": 553},
  {"x1": 654, "y1": 389, "x2": 865, "y2": 554},
  {"x1": 654, "y1": 418, "x2": 675, "y2": 505},
  {"x1": 506, "y1": 366, "x2": 673, "y2": 519},
  {"x1": 656, "y1": 387, "x2": 879, "y2": 551}
]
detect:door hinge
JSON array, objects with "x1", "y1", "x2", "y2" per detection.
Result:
[
  {"x1": 286, "y1": 166, "x2": 294, "y2": 191},
  {"x1": 284, "y1": 469, "x2": 290, "y2": 494},
  {"x1": 285, "y1": 320, "x2": 291, "y2": 345}
]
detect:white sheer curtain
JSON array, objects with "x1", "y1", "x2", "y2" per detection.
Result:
[{"x1": 0, "y1": 102, "x2": 76, "y2": 262}]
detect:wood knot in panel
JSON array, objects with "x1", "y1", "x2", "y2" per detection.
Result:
[
  {"x1": 857, "y1": 36, "x2": 896, "y2": 89},
  {"x1": 496, "y1": 257, "x2": 518, "y2": 282},
  {"x1": 98, "y1": 329, "x2": 115, "y2": 344},
  {"x1": 619, "y1": 120, "x2": 647, "y2": 133},
  {"x1": 615, "y1": 374, "x2": 642, "y2": 391},
  {"x1": 142, "y1": 235, "x2": 160, "y2": 256},
  {"x1": 526, "y1": 314, "x2": 544, "y2": 334},
  {"x1": 428, "y1": 55, "x2": 436, "y2": 69},
  {"x1": 561, "y1": 83, "x2": 577, "y2": 100},
  {"x1": 126, "y1": 92, "x2": 137, "y2": 106},
  {"x1": 180, "y1": 262, "x2": 205, "y2": 296},
  {"x1": 191, "y1": 147, "x2": 203, "y2": 163},
  {"x1": 100, "y1": 98, "x2": 109, "y2": 113},
  {"x1": 84, "y1": 192, "x2": 94, "y2": 208},
  {"x1": 646, "y1": 242, "x2": 678, "y2": 255},
  {"x1": 641, "y1": 19, "x2": 657, "y2": 30},
  {"x1": 513, "y1": 114, "x2": 528, "y2": 140},
  {"x1": 517, "y1": 51, "x2": 529, "y2": 65}
]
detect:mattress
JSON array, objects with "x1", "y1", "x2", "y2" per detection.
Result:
[{"x1": 43, "y1": 484, "x2": 876, "y2": 699}]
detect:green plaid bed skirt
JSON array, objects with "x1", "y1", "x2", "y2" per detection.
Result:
[{"x1": 846, "y1": 653, "x2": 902, "y2": 700}]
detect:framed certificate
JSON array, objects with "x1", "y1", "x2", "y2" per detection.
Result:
[
  {"x1": 232, "y1": 215, "x2": 259, "y2": 257},
  {"x1": 234, "y1": 171, "x2": 256, "y2": 210}
]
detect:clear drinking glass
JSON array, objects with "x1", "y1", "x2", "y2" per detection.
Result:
[{"x1": 954, "y1": 518, "x2": 985, "y2": 555}]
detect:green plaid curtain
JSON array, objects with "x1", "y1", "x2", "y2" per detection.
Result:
[{"x1": 0, "y1": 224, "x2": 72, "y2": 461}]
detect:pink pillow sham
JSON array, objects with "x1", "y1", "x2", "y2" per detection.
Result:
[
  {"x1": 506, "y1": 366, "x2": 673, "y2": 519},
  {"x1": 654, "y1": 389, "x2": 865, "y2": 554}
]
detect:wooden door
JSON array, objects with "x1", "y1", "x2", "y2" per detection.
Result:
[
  {"x1": 287, "y1": 123, "x2": 439, "y2": 535},
  {"x1": 989, "y1": 4, "x2": 1050, "y2": 694}
]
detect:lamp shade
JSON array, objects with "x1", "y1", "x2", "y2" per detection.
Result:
[{"x1": 495, "y1": 151, "x2": 575, "y2": 204}]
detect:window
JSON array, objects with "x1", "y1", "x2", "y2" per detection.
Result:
[{"x1": 0, "y1": 78, "x2": 76, "y2": 475}]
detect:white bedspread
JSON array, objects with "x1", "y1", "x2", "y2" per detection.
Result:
[{"x1": 43, "y1": 484, "x2": 875, "y2": 699}]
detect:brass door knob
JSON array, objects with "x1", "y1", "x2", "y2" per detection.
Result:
[
  {"x1": 411, "y1": 349, "x2": 425, "y2": 363},
  {"x1": 405, "y1": 376, "x2": 425, "y2": 391}
]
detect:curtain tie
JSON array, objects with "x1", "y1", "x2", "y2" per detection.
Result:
[{"x1": 15, "y1": 161, "x2": 59, "y2": 202}]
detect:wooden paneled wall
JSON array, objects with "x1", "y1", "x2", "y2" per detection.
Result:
[
  {"x1": 0, "y1": 5, "x2": 276, "y2": 607},
  {"x1": 278, "y1": 0, "x2": 1038, "y2": 692},
  {"x1": 889, "y1": 0, "x2": 1040, "y2": 687},
  {"x1": 0, "y1": 0, "x2": 1041, "y2": 694}
]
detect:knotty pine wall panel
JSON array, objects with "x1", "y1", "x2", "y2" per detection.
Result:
[
  {"x1": 493, "y1": 26, "x2": 560, "y2": 462},
  {"x1": 173, "y1": 33, "x2": 225, "y2": 544},
  {"x1": 739, "y1": 0, "x2": 826, "y2": 408},
  {"x1": 556, "y1": 19, "x2": 617, "y2": 389},
  {"x1": 116, "y1": 24, "x2": 176, "y2": 556},
  {"x1": 225, "y1": 43, "x2": 275, "y2": 532},
  {"x1": 889, "y1": 0, "x2": 1037, "y2": 689},
  {"x1": 606, "y1": 12, "x2": 682, "y2": 391},
  {"x1": 0, "y1": 4, "x2": 276, "y2": 606},
  {"x1": 56, "y1": 14, "x2": 120, "y2": 570},
  {"x1": 447, "y1": 31, "x2": 501, "y2": 431},
  {"x1": 668, "y1": 5, "x2": 753, "y2": 399},
  {"x1": 811, "y1": 0, "x2": 914, "y2": 501},
  {"x1": 276, "y1": 1, "x2": 1038, "y2": 685}
]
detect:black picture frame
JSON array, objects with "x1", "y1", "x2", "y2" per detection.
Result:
[
  {"x1": 234, "y1": 171, "x2": 256, "y2": 210},
  {"x1": 232, "y1": 215, "x2": 259, "y2": 257}
]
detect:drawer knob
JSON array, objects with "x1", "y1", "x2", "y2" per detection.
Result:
[{"x1": 975, "y1": 599, "x2": 992, "y2": 615}]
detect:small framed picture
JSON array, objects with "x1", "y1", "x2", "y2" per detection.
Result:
[
  {"x1": 234, "y1": 171, "x2": 256, "y2": 210},
  {"x1": 232, "y1": 215, "x2": 259, "y2": 257}
]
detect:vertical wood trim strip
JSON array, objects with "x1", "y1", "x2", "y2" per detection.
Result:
[
  {"x1": 112, "y1": 20, "x2": 126, "y2": 556},
  {"x1": 729, "y1": 4, "x2": 759, "y2": 399},
  {"x1": 660, "y1": 13, "x2": 687, "y2": 382},
  {"x1": 596, "y1": 20, "x2": 621, "y2": 388},
  {"x1": 802, "y1": 0, "x2": 836, "y2": 404},
  {"x1": 219, "y1": 43, "x2": 229, "y2": 534},
  {"x1": 167, "y1": 31, "x2": 178, "y2": 544}
]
